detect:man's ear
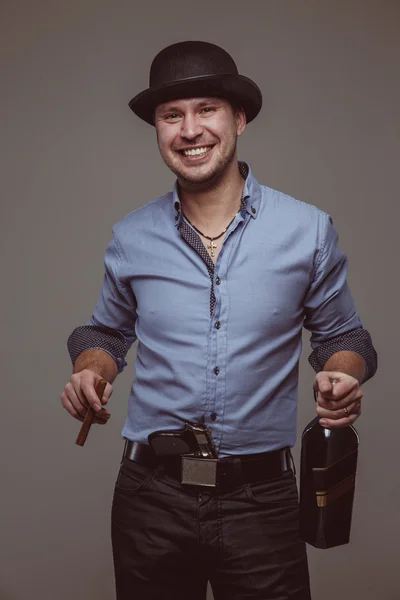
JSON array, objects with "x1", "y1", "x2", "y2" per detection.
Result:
[{"x1": 236, "y1": 106, "x2": 247, "y2": 137}]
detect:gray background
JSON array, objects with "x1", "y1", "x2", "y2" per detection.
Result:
[{"x1": 1, "y1": 1, "x2": 399, "y2": 598}]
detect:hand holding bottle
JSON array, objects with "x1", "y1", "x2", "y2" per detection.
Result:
[{"x1": 314, "y1": 371, "x2": 362, "y2": 428}]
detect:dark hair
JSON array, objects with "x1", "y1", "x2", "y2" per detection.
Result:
[{"x1": 229, "y1": 98, "x2": 245, "y2": 116}]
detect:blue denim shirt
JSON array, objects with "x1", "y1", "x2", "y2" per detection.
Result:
[{"x1": 69, "y1": 164, "x2": 375, "y2": 457}]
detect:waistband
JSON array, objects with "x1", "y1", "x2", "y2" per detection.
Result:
[{"x1": 123, "y1": 440, "x2": 293, "y2": 489}]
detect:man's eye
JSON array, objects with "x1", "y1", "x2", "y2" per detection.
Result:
[
  {"x1": 201, "y1": 107, "x2": 215, "y2": 114},
  {"x1": 165, "y1": 113, "x2": 180, "y2": 121}
]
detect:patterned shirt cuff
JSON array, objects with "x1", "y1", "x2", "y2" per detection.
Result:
[
  {"x1": 67, "y1": 325, "x2": 128, "y2": 373},
  {"x1": 308, "y1": 328, "x2": 377, "y2": 382}
]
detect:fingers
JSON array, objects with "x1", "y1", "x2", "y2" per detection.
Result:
[
  {"x1": 317, "y1": 400, "x2": 360, "y2": 418},
  {"x1": 319, "y1": 412, "x2": 360, "y2": 428},
  {"x1": 78, "y1": 375, "x2": 103, "y2": 412},
  {"x1": 73, "y1": 370, "x2": 112, "y2": 411},
  {"x1": 60, "y1": 391, "x2": 85, "y2": 422},
  {"x1": 314, "y1": 371, "x2": 364, "y2": 428},
  {"x1": 314, "y1": 371, "x2": 359, "y2": 402},
  {"x1": 317, "y1": 399, "x2": 361, "y2": 419},
  {"x1": 65, "y1": 381, "x2": 89, "y2": 419},
  {"x1": 60, "y1": 369, "x2": 112, "y2": 424},
  {"x1": 317, "y1": 386, "x2": 363, "y2": 411},
  {"x1": 100, "y1": 382, "x2": 113, "y2": 405},
  {"x1": 315, "y1": 371, "x2": 362, "y2": 408},
  {"x1": 61, "y1": 386, "x2": 111, "y2": 423},
  {"x1": 317, "y1": 399, "x2": 362, "y2": 428},
  {"x1": 315, "y1": 372, "x2": 335, "y2": 396}
]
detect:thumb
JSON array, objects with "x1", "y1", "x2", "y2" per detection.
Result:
[
  {"x1": 80, "y1": 372, "x2": 107, "y2": 411},
  {"x1": 100, "y1": 382, "x2": 113, "y2": 405},
  {"x1": 316, "y1": 372, "x2": 337, "y2": 394}
]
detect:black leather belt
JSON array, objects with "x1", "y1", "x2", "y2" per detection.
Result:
[{"x1": 123, "y1": 440, "x2": 292, "y2": 489}]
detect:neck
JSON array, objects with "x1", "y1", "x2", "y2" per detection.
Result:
[{"x1": 178, "y1": 160, "x2": 245, "y2": 236}]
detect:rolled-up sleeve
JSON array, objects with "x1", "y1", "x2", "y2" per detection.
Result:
[
  {"x1": 67, "y1": 229, "x2": 137, "y2": 373},
  {"x1": 303, "y1": 213, "x2": 377, "y2": 381}
]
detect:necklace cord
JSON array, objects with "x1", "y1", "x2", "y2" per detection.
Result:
[{"x1": 182, "y1": 209, "x2": 240, "y2": 241}]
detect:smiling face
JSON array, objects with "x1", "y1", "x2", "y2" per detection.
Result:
[{"x1": 154, "y1": 97, "x2": 246, "y2": 188}]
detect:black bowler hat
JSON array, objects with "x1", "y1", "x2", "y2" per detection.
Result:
[{"x1": 128, "y1": 41, "x2": 262, "y2": 125}]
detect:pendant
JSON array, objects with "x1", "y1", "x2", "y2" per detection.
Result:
[{"x1": 207, "y1": 240, "x2": 217, "y2": 258}]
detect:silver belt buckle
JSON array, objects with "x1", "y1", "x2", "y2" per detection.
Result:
[{"x1": 181, "y1": 455, "x2": 218, "y2": 487}]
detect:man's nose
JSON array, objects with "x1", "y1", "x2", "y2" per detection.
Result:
[{"x1": 180, "y1": 114, "x2": 203, "y2": 140}]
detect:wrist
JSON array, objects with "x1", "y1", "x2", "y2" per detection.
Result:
[
  {"x1": 322, "y1": 351, "x2": 366, "y2": 385},
  {"x1": 73, "y1": 349, "x2": 118, "y2": 383}
]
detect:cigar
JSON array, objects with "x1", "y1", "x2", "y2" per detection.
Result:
[{"x1": 75, "y1": 378, "x2": 108, "y2": 446}]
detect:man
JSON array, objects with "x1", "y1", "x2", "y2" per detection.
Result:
[{"x1": 61, "y1": 41, "x2": 377, "y2": 599}]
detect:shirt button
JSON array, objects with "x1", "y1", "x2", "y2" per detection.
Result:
[
  {"x1": 215, "y1": 321, "x2": 221, "y2": 329},
  {"x1": 215, "y1": 276, "x2": 221, "y2": 285},
  {"x1": 210, "y1": 412, "x2": 217, "y2": 421},
  {"x1": 251, "y1": 206, "x2": 256, "y2": 214},
  {"x1": 174, "y1": 201, "x2": 180, "y2": 211},
  {"x1": 214, "y1": 366, "x2": 220, "y2": 376}
]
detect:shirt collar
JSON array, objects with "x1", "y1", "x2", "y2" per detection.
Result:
[{"x1": 172, "y1": 161, "x2": 261, "y2": 227}]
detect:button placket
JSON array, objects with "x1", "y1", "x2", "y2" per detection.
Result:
[
  {"x1": 206, "y1": 271, "x2": 222, "y2": 427},
  {"x1": 216, "y1": 219, "x2": 249, "y2": 451},
  {"x1": 174, "y1": 176, "x2": 251, "y2": 456},
  {"x1": 211, "y1": 264, "x2": 228, "y2": 450}
]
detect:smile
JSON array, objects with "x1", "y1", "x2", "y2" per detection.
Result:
[{"x1": 180, "y1": 146, "x2": 213, "y2": 157}]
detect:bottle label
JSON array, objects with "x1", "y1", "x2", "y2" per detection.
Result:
[
  {"x1": 315, "y1": 473, "x2": 356, "y2": 507},
  {"x1": 312, "y1": 448, "x2": 357, "y2": 508}
]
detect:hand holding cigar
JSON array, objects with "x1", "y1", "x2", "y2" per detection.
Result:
[
  {"x1": 75, "y1": 378, "x2": 108, "y2": 446},
  {"x1": 61, "y1": 368, "x2": 112, "y2": 443}
]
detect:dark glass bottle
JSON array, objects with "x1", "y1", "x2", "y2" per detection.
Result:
[{"x1": 299, "y1": 416, "x2": 359, "y2": 549}]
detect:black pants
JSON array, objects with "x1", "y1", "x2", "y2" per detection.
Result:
[{"x1": 111, "y1": 456, "x2": 311, "y2": 600}]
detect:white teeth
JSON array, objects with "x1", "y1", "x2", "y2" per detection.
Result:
[{"x1": 183, "y1": 146, "x2": 211, "y2": 157}]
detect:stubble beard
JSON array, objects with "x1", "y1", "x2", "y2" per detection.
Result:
[{"x1": 162, "y1": 133, "x2": 238, "y2": 189}]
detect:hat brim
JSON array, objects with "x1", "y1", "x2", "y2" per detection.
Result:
[{"x1": 128, "y1": 74, "x2": 262, "y2": 126}]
